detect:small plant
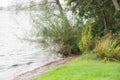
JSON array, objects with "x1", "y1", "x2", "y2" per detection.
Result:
[
  {"x1": 93, "y1": 34, "x2": 120, "y2": 61},
  {"x1": 78, "y1": 20, "x2": 94, "y2": 52}
]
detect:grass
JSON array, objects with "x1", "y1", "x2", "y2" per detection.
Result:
[
  {"x1": 93, "y1": 34, "x2": 120, "y2": 61},
  {"x1": 35, "y1": 54, "x2": 120, "y2": 80}
]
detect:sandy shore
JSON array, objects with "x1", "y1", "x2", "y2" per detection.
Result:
[{"x1": 14, "y1": 55, "x2": 79, "y2": 80}]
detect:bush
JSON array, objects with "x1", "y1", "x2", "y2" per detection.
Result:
[
  {"x1": 41, "y1": 21, "x2": 82, "y2": 56},
  {"x1": 33, "y1": 8, "x2": 82, "y2": 56},
  {"x1": 78, "y1": 20, "x2": 94, "y2": 52},
  {"x1": 93, "y1": 34, "x2": 120, "y2": 61}
]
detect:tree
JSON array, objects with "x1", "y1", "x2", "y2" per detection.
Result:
[
  {"x1": 112, "y1": 0, "x2": 120, "y2": 10},
  {"x1": 66, "y1": 0, "x2": 120, "y2": 36}
]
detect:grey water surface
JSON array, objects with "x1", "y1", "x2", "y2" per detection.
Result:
[{"x1": 0, "y1": 11, "x2": 61, "y2": 80}]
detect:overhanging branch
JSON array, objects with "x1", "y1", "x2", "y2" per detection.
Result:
[{"x1": 112, "y1": 0, "x2": 120, "y2": 11}]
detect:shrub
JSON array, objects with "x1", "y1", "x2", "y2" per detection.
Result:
[
  {"x1": 78, "y1": 20, "x2": 94, "y2": 52},
  {"x1": 93, "y1": 34, "x2": 120, "y2": 61},
  {"x1": 33, "y1": 8, "x2": 82, "y2": 56},
  {"x1": 40, "y1": 21, "x2": 81, "y2": 56}
]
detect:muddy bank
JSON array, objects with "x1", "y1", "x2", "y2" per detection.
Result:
[{"x1": 14, "y1": 55, "x2": 79, "y2": 80}]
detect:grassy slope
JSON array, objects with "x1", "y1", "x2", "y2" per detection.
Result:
[{"x1": 35, "y1": 54, "x2": 120, "y2": 80}]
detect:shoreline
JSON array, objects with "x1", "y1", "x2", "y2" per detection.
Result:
[{"x1": 14, "y1": 55, "x2": 79, "y2": 80}]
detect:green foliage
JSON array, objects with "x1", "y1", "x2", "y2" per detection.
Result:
[
  {"x1": 66, "y1": 0, "x2": 120, "y2": 35},
  {"x1": 33, "y1": 4, "x2": 82, "y2": 56},
  {"x1": 32, "y1": 0, "x2": 120, "y2": 60},
  {"x1": 66, "y1": 0, "x2": 120, "y2": 60},
  {"x1": 38, "y1": 19, "x2": 81, "y2": 55},
  {"x1": 78, "y1": 20, "x2": 94, "y2": 52},
  {"x1": 93, "y1": 34, "x2": 120, "y2": 61}
]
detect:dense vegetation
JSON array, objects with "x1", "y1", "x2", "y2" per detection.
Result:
[
  {"x1": 33, "y1": 0, "x2": 120, "y2": 80},
  {"x1": 33, "y1": 0, "x2": 120, "y2": 60},
  {"x1": 67, "y1": 0, "x2": 120, "y2": 35},
  {"x1": 93, "y1": 34, "x2": 120, "y2": 61}
]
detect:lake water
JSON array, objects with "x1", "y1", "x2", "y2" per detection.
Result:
[{"x1": 0, "y1": 11, "x2": 61, "y2": 80}]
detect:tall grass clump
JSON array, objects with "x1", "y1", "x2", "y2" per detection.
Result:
[
  {"x1": 37, "y1": 19, "x2": 81, "y2": 56},
  {"x1": 93, "y1": 34, "x2": 120, "y2": 61},
  {"x1": 78, "y1": 20, "x2": 94, "y2": 52},
  {"x1": 33, "y1": 5, "x2": 82, "y2": 56}
]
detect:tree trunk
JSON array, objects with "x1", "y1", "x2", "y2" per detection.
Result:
[
  {"x1": 55, "y1": 0, "x2": 64, "y2": 16},
  {"x1": 112, "y1": 0, "x2": 120, "y2": 11},
  {"x1": 101, "y1": 11, "x2": 108, "y2": 30},
  {"x1": 55, "y1": 0, "x2": 70, "y2": 26}
]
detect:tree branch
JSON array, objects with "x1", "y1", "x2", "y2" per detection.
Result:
[
  {"x1": 55, "y1": 0, "x2": 70, "y2": 26},
  {"x1": 112, "y1": 0, "x2": 120, "y2": 11}
]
